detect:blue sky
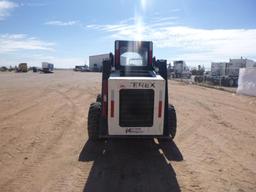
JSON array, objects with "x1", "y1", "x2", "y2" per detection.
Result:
[{"x1": 0, "y1": 0, "x2": 256, "y2": 68}]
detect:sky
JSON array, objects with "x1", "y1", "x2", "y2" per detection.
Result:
[{"x1": 0, "y1": 0, "x2": 256, "y2": 69}]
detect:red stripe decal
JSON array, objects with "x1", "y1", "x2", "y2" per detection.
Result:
[
  {"x1": 158, "y1": 101, "x2": 162, "y2": 118},
  {"x1": 102, "y1": 80, "x2": 108, "y2": 117},
  {"x1": 111, "y1": 100, "x2": 114, "y2": 117}
]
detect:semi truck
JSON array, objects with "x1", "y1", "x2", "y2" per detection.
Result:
[
  {"x1": 173, "y1": 60, "x2": 191, "y2": 78},
  {"x1": 206, "y1": 58, "x2": 256, "y2": 87},
  {"x1": 42, "y1": 62, "x2": 54, "y2": 73},
  {"x1": 206, "y1": 62, "x2": 232, "y2": 86}
]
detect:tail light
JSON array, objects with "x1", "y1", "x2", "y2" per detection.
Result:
[
  {"x1": 158, "y1": 101, "x2": 162, "y2": 118},
  {"x1": 158, "y1": 90, "x2": 163, "y2": 118},
  {"x1": 102, "y1": 80, "x2": 108, "y2": 117},
  {"x1": 110, "y1": 90, "x2": 114, "y2": 117}
]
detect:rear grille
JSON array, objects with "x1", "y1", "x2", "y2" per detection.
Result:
[{"x1": 119, "y1": 89, "x2": 154, "y2": 127}]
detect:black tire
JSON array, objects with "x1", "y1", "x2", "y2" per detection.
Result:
[
  {"x1": 88, "y1": 102, "x2": 101, "y2": 141},
  {"x1": 198, "y1": 76, "x2": 203, "y2": 83},
  {"x1": 96, "y1": 94, "x2": 102, "y2": 102},
  {"x1": 168, "y1": 104, "x2": 177, "y2": 139}
]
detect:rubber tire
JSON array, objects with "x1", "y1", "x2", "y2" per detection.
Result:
[
  {"x1": 96, "y1": 94, "x2": 102, "y2": 102},
  {"x1": 198, "y1": 76, "x2": 203, "y2": 83},
  {"x1": 168, "y1": 104, "x2": 177, "y2": 139},
  {"x1": 88, "y1": 102, "x2": 101, "y2": 141}
]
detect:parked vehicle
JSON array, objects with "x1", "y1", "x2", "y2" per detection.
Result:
[
  {"x1": 17, "y1": 63, "x2": 28, "y2": 72},
  {"x1": 74, "y1": 65, "x2": 90, "y2": 72},
  {"x1": 205, "y1": 58, "x2": 256, "y2": 87},
  {"x1": 32, "y1": 67, "x2": 38, "y2": 72},
  {"x1": 0, "y1": 66, "x2": 8, "y2": 72},
  {"x1": 42, "y1": 62, "x2": 54, "y2": 73},
  {"x1": 207, "y1": 61, "x2": 239, "y2": 87},
  {"x1": 173, "y1": 60, "x2": 191, "y2": 78}
]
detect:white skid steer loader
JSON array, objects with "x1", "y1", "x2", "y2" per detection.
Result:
[{"x1": 88, "y1": 40, "x2": 177, "y2": 140}]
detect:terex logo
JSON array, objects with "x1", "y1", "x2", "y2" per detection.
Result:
[{"x1": 130, "y1": 82, "x2": 155, "y2": 88}]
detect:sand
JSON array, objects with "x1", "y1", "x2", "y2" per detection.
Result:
[{"x1": 0, "y1": 71, "x2": 255, "y2": 192}]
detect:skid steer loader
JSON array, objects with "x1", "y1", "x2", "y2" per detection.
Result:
[{"x1": 88, "y1": 40, "x2": 177, "y2": 140}]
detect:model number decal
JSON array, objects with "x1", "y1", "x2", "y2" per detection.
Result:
[
  {"x1": 130, "y1": 82, "x2": 155, "y2": 88},
  {"x1": 125, "y1": 128, "x2": 144, "y2": 133}
]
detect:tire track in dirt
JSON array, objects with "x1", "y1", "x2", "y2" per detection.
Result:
[
  {"x1": 169, "y1": 81, "x2": 256, "y2": 191},
  {"x1": 37, "y1": 90, "x2": 101, "y2": 191},
  {"x1": 0, "y1": 86, "x2": 61, "y2": 151},
  {"x1": 36, "y1": 87, "x2": 98, "y2": 192},
  {"x1": 1, "y1": 73, "x2": 256, "y2": 192},
  {"x1": 0, "y1": 85, "x2": 55, "y2": 121},
  {"x1": 0, "y1": 87, "x2": 89, "y2": 191},
  {"x1": 187, "y1": 133, "x2": 256, "y2": 191}
]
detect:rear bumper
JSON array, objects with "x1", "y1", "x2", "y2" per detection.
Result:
[{"x1": 99, "y1": 118, "x2": 170, "y2": 139}]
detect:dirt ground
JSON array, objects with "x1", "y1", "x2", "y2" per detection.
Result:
[{"x1": 0, "y1": 71, "x2": 256, "y2": 192}]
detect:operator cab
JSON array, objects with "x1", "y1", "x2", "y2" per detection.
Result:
[{"x1": 114, "y1": 40, "x2": 155, "y2": 77}]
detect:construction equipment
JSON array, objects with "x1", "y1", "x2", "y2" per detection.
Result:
[
  {"x1": 87, "y1": 40, "x2": 177, "y2": 140},
  {"x1": 17, "y1": 63, "x2": 28, "y2": 72}
]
